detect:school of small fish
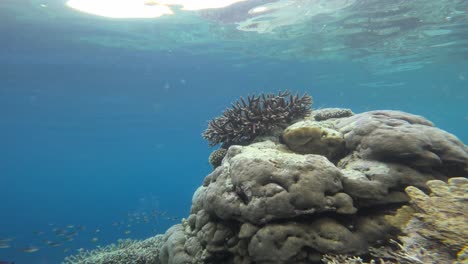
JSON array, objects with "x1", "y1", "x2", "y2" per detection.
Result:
[{"x1": 0, "y1": 209, "x2": 178, "y2": 258}]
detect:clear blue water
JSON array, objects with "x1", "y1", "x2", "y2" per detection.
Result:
[{"x1": 1, "y1": 1, "x2": 467, "y2": 263}]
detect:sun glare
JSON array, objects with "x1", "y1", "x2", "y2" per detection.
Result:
[{"x1": 66, "y1": 0, "x2": 248, "y2": 18}]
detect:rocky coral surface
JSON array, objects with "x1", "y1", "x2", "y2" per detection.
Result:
[
  {"x1": 402, "y1": 177, "x2": 468, "y2": 257},
  {"x1": 64, "y1": 109, "x2": 468, "y2": 264}
]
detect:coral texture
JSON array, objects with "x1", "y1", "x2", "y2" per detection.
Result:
[
  {"x1": 199, "y1": 142, "x2": 357, "y2": 223},
  {"x1": 335, "y1": 110, "x2": 468, "y2": 176},
  {"x1": 281, "y1": 120, "x2": 346, "y2": 160},
  {"x1": 365, "y1": 178, "x2": 468, "y2": 264},
  {"x1": 65, "y1": 108, "x2": 468, "y2": 264},
  {"x1": 63, "y1": 236, "x2": 164, "y2": 264},
  {"x1": 202, "y1": 91, "x2": 312, "y2": 147},
  {"x1": 312, "y1": 108, "x2": 354, "y2": 121},
  {"x1": 404, "y1": 177, "x2": 468, "y2": 255},
  {"x1": 208, "y1": 148, "x2": 227, "y2": 168}
]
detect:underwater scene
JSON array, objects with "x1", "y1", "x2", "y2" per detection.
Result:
[{"x1": 1, "y1": 0, "x2": 467, "y2": 263}]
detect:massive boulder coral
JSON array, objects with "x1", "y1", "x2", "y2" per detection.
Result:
[
  {"x1": 64, "y1": 108, "x2": 468, "y2": 264},
  {"x1": 334, "y1": 110, "x2": 468, "y2": 176},
  {"x1": 338, "y1": 156, "x2": 447, "y2": 206},
  {"x1": 196, "y1": 141, "x2": 357, "y2": 224},
  {"x1": 281, "y1": 120, "x2": 346, "y2": 160}
]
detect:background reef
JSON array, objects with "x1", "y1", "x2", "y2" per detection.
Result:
[{"x1": 64, "y1": 95, "x2": 468, "y2": 264}]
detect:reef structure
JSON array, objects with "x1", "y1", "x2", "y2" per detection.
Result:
[
  {"x1": 202, "y1": 91, "x2": 313, "y2": 148},
  {"x1": 64, "y1": 102, "x2": 468, "y2": 264}
]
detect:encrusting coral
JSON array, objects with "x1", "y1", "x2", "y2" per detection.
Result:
[
  {"x1": 312, "y1": 108, "x2": 354, "y2": 121},
  {"x1": 64, "y1": 96, "x2": 468, "y2": 264},
  {"x1": 208, "y1": 148, "x2": 227, "y2": 169},
  {"x1": 202, "y1": 91, "x2": 312, "y2": 148},
  {"x1": 281, "y1": 120, "x2": 346, "y2": 160}
]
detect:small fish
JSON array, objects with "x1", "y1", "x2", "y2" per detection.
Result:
[
  {"x1": 21, "y1": 246, "x2": 39, "y2": 253},
  {"x1": 0, "y1": 238, "x2": 14, "y2": 243},
  {"x1": 95, "y1": 229, "x2": 101, "y2": 233},
  {"x1": 65, "y1": 231, "x2": 78, "y2": 237},
  {"x1": 123, "y1": 230, "x2": 131, "y2": 235},
  {"x1": 0, "y1": 244, "x2": 11, "y2": 249},
  {"x1": 66, "y1": 225, "x2": 75, "y2": 229},
  {"x1": 63, "y1": 248, "x2": 70, "y2": 253},
  {"x1": 33, "y1": 231, "x2": 45, "y2": 235},
  {"x1": 48, "y1": 242, "x2": 63, "y2": 247},
  {"x1": 91, "y1": 237, "x2": 99, "y2": 243},
  {"x1": 53, "y1": 229, "x2": 66, "y2": 236}
]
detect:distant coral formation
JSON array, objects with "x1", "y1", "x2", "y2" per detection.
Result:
[
  {"x1": 65, "y1": 103, "x2": 468, "y2": 264},
  {"x1": 202, "y1": 91, "x2": 312, "y2": 147},
  {"x1": 63, "y1": 237, "x2": 164, "y2": 264}
]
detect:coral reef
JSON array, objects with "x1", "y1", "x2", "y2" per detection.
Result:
[
  {"x1": 63, "y1": 236, "x2": 164, "y2": 264},
  {"x1": 281, "y1": 120, "x2": 346, "y2": 160},
  {"x1": 312, "y1": 108, "x2": 354, "y2": 121},
  {"x1": 398, "y1": 178, "x2": 468, "y2": 259},
  {"x1": 407, "y1": 178, "x2": 468, "y2": 251},
  {"x1": 202, "y1": 91, "x2": 312, "y2": 147},
  {"x1": 208, "y1": 148, "x2": 227, "y2": 169},
  {"x1": 65, "y1": 106, "x2": 468, "y2": 264},
  {"x1": 198, "y1": 142, "x2": 358, "y2": 224},
  {"x1": 334, "y1": 110, "x2": 468, "y2": 176}
]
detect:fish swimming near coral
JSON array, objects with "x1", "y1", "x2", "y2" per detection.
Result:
[
  {"x1": 20, "y1": 246, "x2": 39, "y2": 253},
  {"x1": 0, "y1": 244, "x2": 11, "y2": 249},
  {"x1": 47, "y1": 242, "x2": 63, "y2": 247}
]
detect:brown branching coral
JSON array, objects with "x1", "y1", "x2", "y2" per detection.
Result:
[{"x1": 202, "y1": 91, "x2": 313, "y2": 147}]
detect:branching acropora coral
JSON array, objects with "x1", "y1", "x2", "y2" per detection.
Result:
[
  {"x1": 202, "y1": 91, "x2": 313, "y2": 147},
  {"x1": 63, "y1": 237, "x2": 164, "y2": 264}
]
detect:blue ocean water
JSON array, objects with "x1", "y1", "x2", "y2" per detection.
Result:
[{"x1": 1, "y1": 1, "x2": 467, "y2": 263}]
